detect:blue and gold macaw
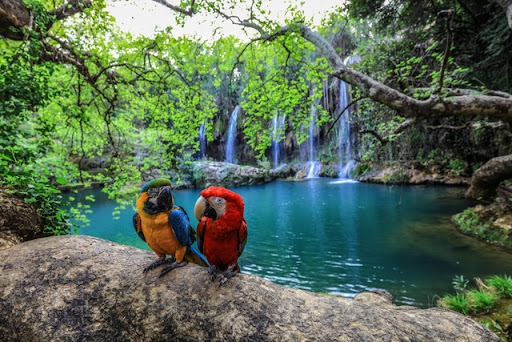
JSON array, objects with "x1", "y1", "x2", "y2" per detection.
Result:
[{"x1": 132, "y1": 178, "x2": 208, "y2": 277}]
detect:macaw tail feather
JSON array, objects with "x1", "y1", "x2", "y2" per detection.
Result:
[{"x1": 185, "y1": 247, "x2": 209, "y2": 267}]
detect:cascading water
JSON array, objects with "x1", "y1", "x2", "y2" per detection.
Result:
[
  {"x1": 337, "y1": 79, "x2": 356, "y2": 180},
  {"x1": 197, "y1": 121, "x2": 206, "y2": 159},
  {"x1": 225, "y1": 105, "x2": 240, "y2": 164},
  {"x1": 271, "y1": 110, "x2": 286, "y2": 168},
  {"x1": 305, "y1": 101, "x2": 321, "y2": 178}
]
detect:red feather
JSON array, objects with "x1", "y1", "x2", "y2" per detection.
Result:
[{"x1": 197, "y1": 187, "x2": 247, "y2": 272}]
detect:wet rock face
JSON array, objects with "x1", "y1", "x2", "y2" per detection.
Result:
[
  {"x1": 0, "y1": 189, "x2": 44, "y2": 249},
  {"x1": 193, "y1": 161, "x2": 273, "y2": 188},
  {"x1": 0, "y1": 235, "x2": 501, "y2": 341}
]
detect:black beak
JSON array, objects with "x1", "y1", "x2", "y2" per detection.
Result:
[
  {"x1": 144, "y1": 186, "x2": 173, "y2": 214},
  {"x1": 204, "y1": 202, "x2": 217, "y2": 220}
]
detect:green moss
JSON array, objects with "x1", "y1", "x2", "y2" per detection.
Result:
[
  {"x1": 452, "y1": 208, "x2": 512, "y2": 251},
  {"x1": 382, "y1": 168, "x2": 410, "y2": 184},
  {"x1": 354, "y1": 163, "x2": 371, "y2": 176},
  {"x1": 192, "y1": 167, "x2": 207, "y2": 187}
]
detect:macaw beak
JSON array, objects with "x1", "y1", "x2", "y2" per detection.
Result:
[
  {"x1": 194, "y1": 196, "x2": 207, "y2": 221},
  {"x1": 194, "y1": 196, "x2": 217, "y2": 221},
  {"x1": 144, "y1": 186, "x2": 173, "y2": 214}
]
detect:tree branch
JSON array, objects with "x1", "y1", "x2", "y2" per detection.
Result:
[
  {"x1": 207, "y1": 15, "x2": 512, "y2": 120},
  {"x1": 325, "y1": 97, "x2": 365, "y2": 136},
  {"x1": 435, "y1": 9, "x2": 454, "y2": 95},
  {"x1": 47, "y1": 0, "x2": 92, "y2": 22},
  {"x1": 151, "y1": 0, "x2": 196, "y2": 16},
  {"x1": 360, "y1": 118, "x2": 417, "y2": 145},
  {"x1": 0, "y1": 0, "x2": 92, "y2": 40}
]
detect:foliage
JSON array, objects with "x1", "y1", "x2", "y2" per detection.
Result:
[
  {"x1": 1, "y1": 167, "x2": 77, "y2": 235},
  {"x1": 453, "y1": 208, "x2": 491, "y2": 235},
  {"x1": 1, "y1": 0, "x2": 511, "y2": 234},
  {"x1": 353, "y1": 163, "x2": 371, "y2": 176},
  {"x1": 442, "y1": 292, "x2": 469, "y2": 315},
  {"x1": 440, "y1": 274, "x2": 512, "y2": 319},
  {"x1": 452, "y1": 275, "x2": 470, "y2": 292},
  {"x1": 257, "y1": 156, "x2": 271, "y2": 170},
  {"x1": 468, "y1": 289, "x2": 499, "y2": 314},
  {"x1": 485, "y1": 275, "x2": 512, "y2": 298}
]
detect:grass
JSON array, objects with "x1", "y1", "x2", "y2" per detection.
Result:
[
  {"x1": 443, "y1": 292, "x2": 469, "y2": 315},
  {"x1": 439, "y1": 274, "x2": 512, "y2": 340},
  {"x1": 468, "y1": 289, "x2": 499, "y2": 313},
  {"x1": 485, "y1": 275, "x2": 512, "y2": 298}
]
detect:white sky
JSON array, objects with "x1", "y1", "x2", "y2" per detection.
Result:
[{"x1": 107, "y1": 0, "x2": 342, "y2": 40}]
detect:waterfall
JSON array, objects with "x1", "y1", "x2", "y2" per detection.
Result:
[
  {"x1": 225, "y1": 105, "x2": 240, "y2": 164},
  {"x1": 271, "y1": 110, "x2": 286, "y2": 168},
  {"x1": 197, "y1": 121, "x2": 206, "y2": 159},
  {"x1": 338, "y1": 79, "x2": 355, "y2": 179},
  {"x1": 305, "y1": 101, "x2": 321, "y2": 178}
]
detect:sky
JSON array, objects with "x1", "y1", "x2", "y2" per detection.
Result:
[{"x1": 107, "y1": 0, "x2": 342, "y2": 40}]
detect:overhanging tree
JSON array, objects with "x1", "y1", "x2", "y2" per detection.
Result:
[{"x1": 1, "y1": 0, "x2": 512, "y2": 199}]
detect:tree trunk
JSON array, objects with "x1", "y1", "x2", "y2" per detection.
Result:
[
  {"x1": 0, "y1": 0, "x2": 91, "y2": 40},
  {"x1": 466, "y1": 154, "x2": 512, "y2": 199},
  {"x1": 0, "y1": 0, "x2": 31, "y2": 40},
  {"x1": 0, "y1": 235, "x2": 501, "y2": 341}
]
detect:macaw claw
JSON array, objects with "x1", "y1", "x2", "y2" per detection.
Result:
[
  {"x1": 218, "y1": 264, "x2": 238, "y2": 287},
  {"x1": 208, "y1": 265, "x2": 218, "y2": 281},
  {"x1": 159, "y1": 261, "x2": 188, "y2": 278},
  {"x1": 143, "y1": 257, "x2": 173, "y2": 273}
]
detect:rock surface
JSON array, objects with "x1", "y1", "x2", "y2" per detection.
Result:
[
  {"x1": 358, "y1": 163, "x2": 470, "y2": 185},
  {"x1": 0, "y1": 189, "x2": 44, "y2": 249},
  {"x1": 452, "y1": 192, "x2": 512, "y2": 251},
  {"x1": 193, "y1": 161, "x2": 274, "y2": 187},
  {"x1": 0, "y1": 235, "x2": 500, "y2": 341}
]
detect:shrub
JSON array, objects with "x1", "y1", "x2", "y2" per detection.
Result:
[
  {"x1": 486, "y1": 275, "x2": 512, "y2": 298},
  {"x1": 452, "y1": 275, "x2": 470, "y2": 292},
  {"x1": 468, "y1": 289, "x2": 498, "y2": 313},
  {"x1": 443, "y1": 293, "x2": 469, "y2": 315}
]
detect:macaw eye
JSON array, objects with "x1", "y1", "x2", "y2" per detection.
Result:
[
  {"x1": 147, "y1": 188, "x2": 158, "y2": 196},
  {"x1": 215, "y1": 197, "x2": 224, "y2": 204}
]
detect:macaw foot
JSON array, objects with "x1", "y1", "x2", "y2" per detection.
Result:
[
  {"x1": 159, "y1": 261, "x2": 188, "y2": 278},
  {"x1": 143, "y1": 257, "x2": 173, "y2": 273},
  {"x1": 208, "y1": 265, "x2": 218, "y2": 282},
  {"x1": 219, "y1": 264, "x2": 238, "y2": 287}
]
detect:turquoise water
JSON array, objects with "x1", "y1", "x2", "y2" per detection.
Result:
[{"x1": 71, "y1": 179, "x2": 512, "y2": 307}]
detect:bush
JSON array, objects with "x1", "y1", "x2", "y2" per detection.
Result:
[
  {"x1": 452, "y1": 275, "x2": 470, "y2": 292},
  {"x1": 486, "y1": 275, "x2": 512, "y2": 298},
  {"x1": 443, "y1": 293, "x2": 469, "y2": 315},
  {"x1": 468, "y1": 289, "x2": 499, "y2": 313}
]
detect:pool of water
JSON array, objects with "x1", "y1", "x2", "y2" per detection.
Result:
[{"x1": 70, "y1": 179, "x2": 512, "y2": 307}]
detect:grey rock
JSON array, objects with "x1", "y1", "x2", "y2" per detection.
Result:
[
  {"x1": 0, "y1": 235, "x2": 500, "y2": 341},
  {"x1": 193, "y1": 161, "x2": 273, "y2": 187}
]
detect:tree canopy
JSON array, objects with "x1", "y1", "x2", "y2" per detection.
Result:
[{"x1": 1, "y1": 0, "x2": 511, "y2": 232}]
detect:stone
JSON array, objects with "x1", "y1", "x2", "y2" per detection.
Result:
[
  {"x1": 0, "y1": 235, "x2": 501, "y2": 341},
  {"x1": 0, "y1": 189, "x2": 44, "y2": 249},
  {"x1": 193, "y1": 161, "x2": 273, "y2": 188}
]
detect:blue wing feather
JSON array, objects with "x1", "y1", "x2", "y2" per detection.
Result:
[{"x1": 168, "y1": 206, "x2": 195, "y2": 247}]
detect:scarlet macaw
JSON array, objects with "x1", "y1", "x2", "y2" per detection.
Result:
[
  {"x1": 194, "y1": 186, "x2": 248, "y2": 286},
  {"x1": 133, "y1": 178, "x2": 208, "y2": 277}
]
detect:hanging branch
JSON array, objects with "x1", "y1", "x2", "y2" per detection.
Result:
[
  {"x1": 151, "y1": 0, "x2": 196, "y2": 16},
  {"x1": 360, "y1": 118, "x2": 418, "y2": 145},
  {"x1": 325, "y1": 97, "x2": 365, "y2": 136},
  {"x1": 435, "y1": 9, "x2": 455, "y2": 95}
]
